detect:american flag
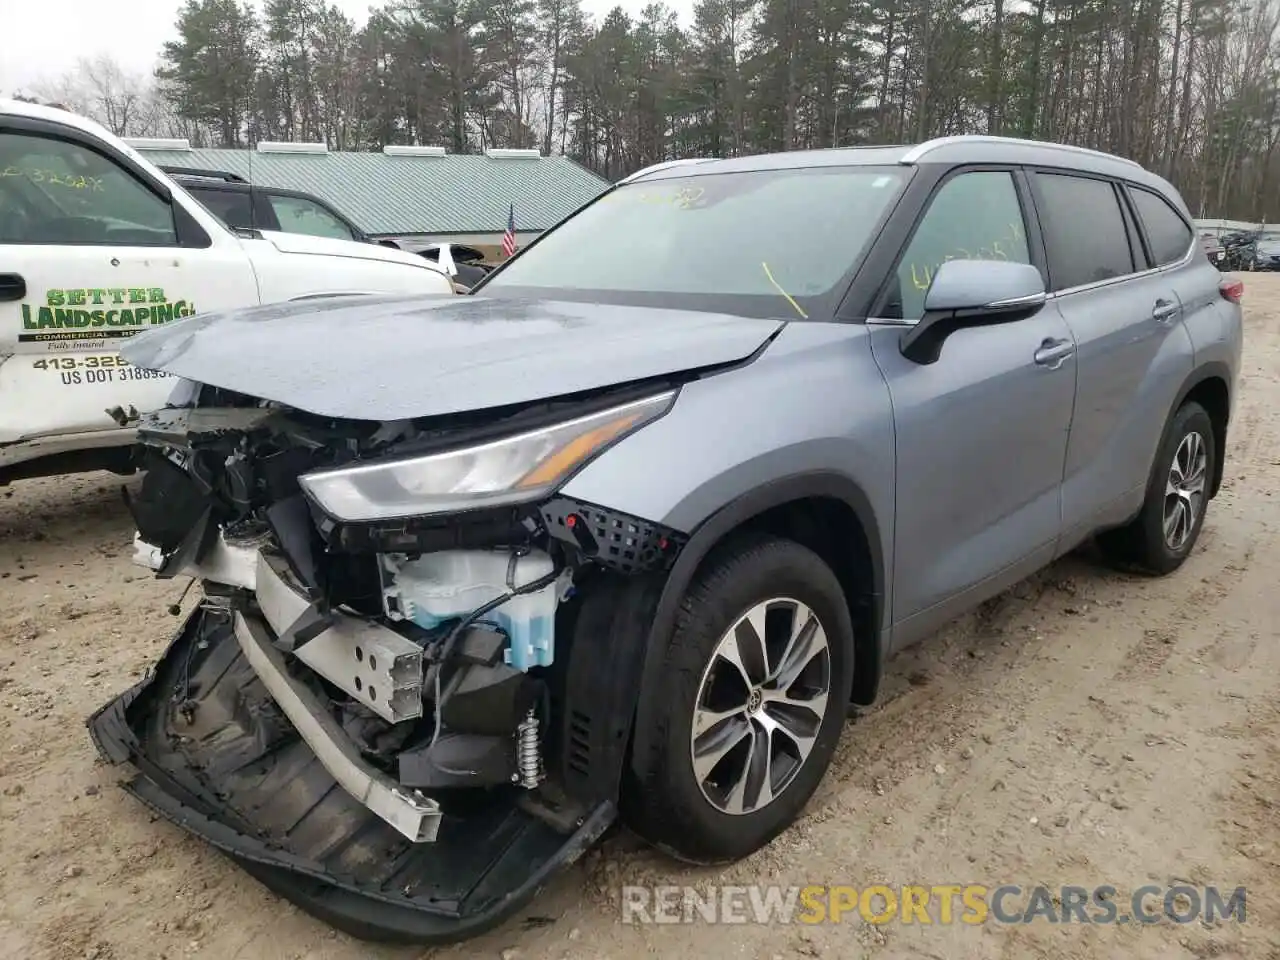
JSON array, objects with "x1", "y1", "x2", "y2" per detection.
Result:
[{"x1": 501, "y1": 202, "x2": 517, "y2": 258}]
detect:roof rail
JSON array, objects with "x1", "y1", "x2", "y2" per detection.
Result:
[
  {"x1": 900, "y1": 135, "x2": 1143, "y2": 169},
  {"x1": 160, "y1": 165, "x2": 248, "y2": 184},
  {"x1": 125, "y1": 137, "x2": 191, "y2": 152},
  {"x1": 256, "y1": 141, "x2": 328, "y2": 155},
  {"x1": 384, "y1": 145, "x2": 446, "y2": 157},
  {"x1": 617, "y1": 157, "x2": 715, "y2": 184}
]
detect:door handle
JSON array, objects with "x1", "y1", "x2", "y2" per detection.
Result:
[
  {"x1": 0, "y1": 273, "x2": 25, "y2": 302},
  {"x1": 1152, "y1": 299, "x2": 1181, "y2": 322},
  {"x1": 1034, "y1": 337, "x2": 1075, "y2": 369}
]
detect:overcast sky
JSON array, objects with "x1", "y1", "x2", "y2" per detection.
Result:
[{"x1": 0, "y1": 0, "x2": 694, "y2": 95}]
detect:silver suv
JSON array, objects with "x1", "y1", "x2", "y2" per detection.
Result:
[{"x1": 93, "y1": 135, "x2": 1243, "y2": 944}]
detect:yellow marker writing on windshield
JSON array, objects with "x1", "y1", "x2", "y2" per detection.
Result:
[{"x1": 761, "y1": 261, "x2": 808, "y2": 319}]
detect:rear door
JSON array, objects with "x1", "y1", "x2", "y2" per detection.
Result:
[
  {"x1": 1028, "y1": 170, "x2": 1195, "y2": 546},
  {"x1": 0, "y1": 119, "x2": 258, "y2": 447}
]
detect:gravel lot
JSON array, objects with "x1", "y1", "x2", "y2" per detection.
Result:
[{"x1": 1, "y1": 277, "x2": 1278, "y2": 960}]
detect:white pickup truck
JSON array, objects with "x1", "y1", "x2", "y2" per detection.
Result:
[{"x1": 0, "y1": 99, "x2": 454, "y2": 483}]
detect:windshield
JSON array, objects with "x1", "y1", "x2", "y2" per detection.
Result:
[{"x1": 481, "y1": 165, "x2": 909, "y2": 318}]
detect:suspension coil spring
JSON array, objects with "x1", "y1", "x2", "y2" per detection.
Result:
[{"x1": 515, "y1": 708, "x2": 544, "y2": 789}]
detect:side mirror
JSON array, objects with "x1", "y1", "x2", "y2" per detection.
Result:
[{"x1": 900, "y1": 259, "x2": 1047, "y2": 365}]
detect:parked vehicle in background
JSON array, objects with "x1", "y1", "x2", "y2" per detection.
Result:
[
  {"x1": 1221, "y1": 231, "x2": 1259, "y2": 271},
  {"x1": 170, "y1": 170, "x2": 498, "y2": 289},
  {"x1": 1200, "y1": 230, "x2": 1225, "y2": 266},
  {"x1": 164, "y1": 167, "x2": 388, "y2": 246},
  {"x1": 1248, "y1": 233, "x2": 1280, "y2": 271},
  {"x1": 397, "y1": 240, "x2": 496, "y2": 288},
  {"x1": 96, "y1": 134, "x2": 1242, "y2": 945},
  {"x1": 0, "y1": 99, "x2": 454, "y2": 484}
]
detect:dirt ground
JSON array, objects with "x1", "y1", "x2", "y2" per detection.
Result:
[{"x1": 2, "y1": 279, "x2": 1278, "y2": 960}]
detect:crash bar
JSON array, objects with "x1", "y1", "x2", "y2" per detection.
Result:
[{"x1": 232, "y1": 610, "x2": 441, "y2": 843}]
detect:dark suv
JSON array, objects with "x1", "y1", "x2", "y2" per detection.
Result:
[{"x1": 164, "y1": 167, "x2": 374, "y2": 243}]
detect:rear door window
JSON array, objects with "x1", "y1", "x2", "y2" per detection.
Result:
[
  {"x1": 1129, "y1": 187, "x2": 1194, "y2": 266},
  {"x1": 1034, "y1": 173, "x2": 1135, "y2": 291}
]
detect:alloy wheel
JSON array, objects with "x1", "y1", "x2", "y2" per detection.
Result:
[
  {"x1": 1164, "y1": 430, "x2": 1208, "y2": 551},
  {"x1": 689, "y1": 598, "x2": 832, "y2": 815}
]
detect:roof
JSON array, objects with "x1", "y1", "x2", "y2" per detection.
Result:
[
  {"x1": 628, "y1": 135, "x2": 1171, "y2": 195},
  {"x1": 129, "y1": 143, "x2": 610, "y2": 237}
]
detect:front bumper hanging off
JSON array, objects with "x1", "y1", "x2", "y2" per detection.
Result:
[{"x1": 88, "y1": 598, "x2": 615, "y2": 944}]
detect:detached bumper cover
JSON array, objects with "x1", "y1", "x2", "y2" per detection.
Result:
[{"x1": 88, "y1": 609, "x2": 614, "y2": 944}]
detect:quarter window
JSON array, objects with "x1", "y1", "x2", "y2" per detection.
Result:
[
  {"x1": 886, "y1": 171, "x2": 1031, "y2": 321},
  {"x1": 0, "y1": 131, "x2": 177, "y2": 246},
  {"x1": 1129, "y1": 187, "x2": 1194, "y2": 266},
  {"x1": 1035, "y1": 173, "x2": 1135, "y2": 292}
]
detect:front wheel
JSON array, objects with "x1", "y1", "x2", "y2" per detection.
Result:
[
  {"x1": 622, "y1": 535, "x2": 854, "y2": 864},
  {"x1": 1098, "y1": 401, "x2": 1216, "y2": 575}
]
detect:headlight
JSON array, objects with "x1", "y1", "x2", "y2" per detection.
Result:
[{"x1": 299, "y1": 391, "x2": 676, "y2": 521}]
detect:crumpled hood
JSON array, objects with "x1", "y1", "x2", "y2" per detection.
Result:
[
  {"x1": 256, "y1": 229, "x2": 440, "y2": 271},
  {"x1": 120, "y1": 295, "x2": 784, "y2": 421}
]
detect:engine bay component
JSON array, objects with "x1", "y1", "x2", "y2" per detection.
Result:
[
  {"x1": 396, "y1": 623, "x2": 546, "y2": 790},
  {"x1": 515, "y1": 709, "x2": 544, "y2": 789},
  {"x1": 381, "y1": 548, "x2": 560, "y2": 670}
]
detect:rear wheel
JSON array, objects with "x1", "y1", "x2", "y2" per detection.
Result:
[
  {"x1": 1098, "y1": 401, "x2": 1215, "y2": 575},
  {"x1": 623, "y1": 535, "x2": 853, "y2": 864}
]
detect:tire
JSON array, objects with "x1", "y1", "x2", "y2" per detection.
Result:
[
  {"x1": 1098, "y1": 400, "x2": 1216, "y2": 575},
  {"x1": 622, "y1": 534, "x2": 854, "y2": 865}
]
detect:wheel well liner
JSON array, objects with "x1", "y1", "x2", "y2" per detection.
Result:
[
  {"x1": 627, "y1": 472, "x2": 885, "y2": 780},
  {"x1": 1173, "y1": 363, "x2": 1231, "y2": 499}
]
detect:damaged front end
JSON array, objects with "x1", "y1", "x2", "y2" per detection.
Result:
[{"x1": 89, "y1": 388, "x2": 685, "y2": 943}]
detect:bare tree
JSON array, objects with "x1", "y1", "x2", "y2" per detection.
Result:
[{"x1": 26, "y1": 56, "x2": 177, "y2": 137}]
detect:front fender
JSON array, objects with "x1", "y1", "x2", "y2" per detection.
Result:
[{"x1": 558, "y1": 321, "x2": 897, "y2": 777}]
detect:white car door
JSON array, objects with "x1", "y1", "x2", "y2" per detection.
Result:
[{"x1": 0, "y1": 120, "x2": 258, "y2": 451}]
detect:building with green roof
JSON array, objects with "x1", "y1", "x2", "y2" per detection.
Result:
[{"x1": 124, "y1": 139, "x2": 611, "y2": 246}]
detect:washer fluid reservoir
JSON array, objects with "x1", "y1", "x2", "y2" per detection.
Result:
[{"x1": 380, "y1": 548, "x2": 558, "y2": 671}]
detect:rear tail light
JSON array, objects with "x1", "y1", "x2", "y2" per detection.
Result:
[{"x1": 1220, "y1": 278, "x2": 1244, "y2": 304}]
